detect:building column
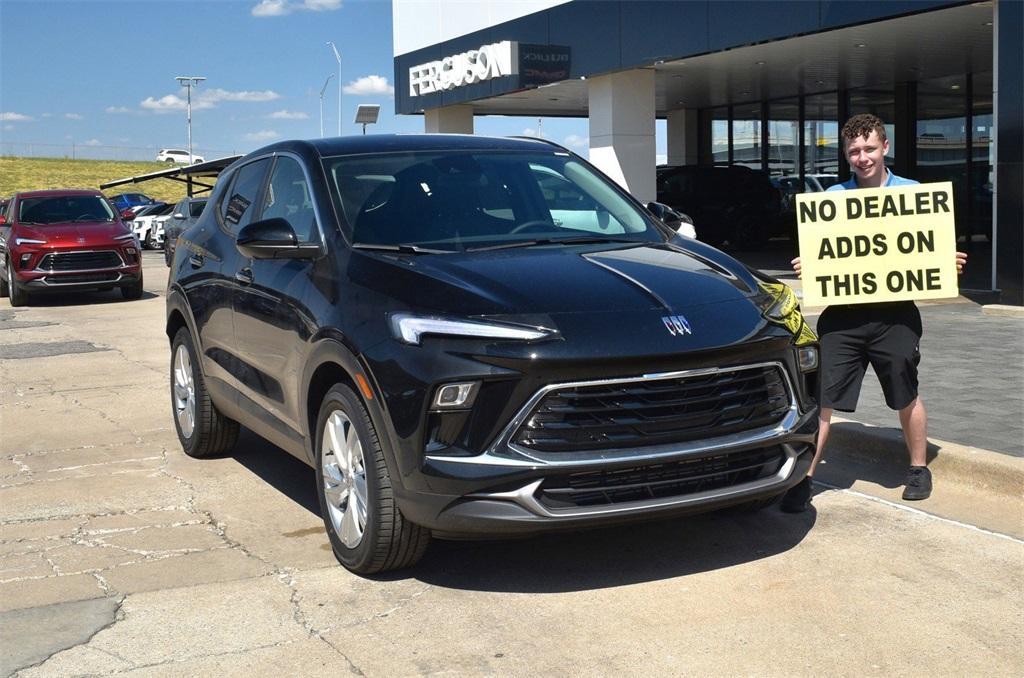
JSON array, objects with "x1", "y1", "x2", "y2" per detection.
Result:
[
  {"x1": 424, "y1": 105, "x2": 474, "y2": 133},
  {"x1": 666, "y1": 109, "x2": 698, "y2": 166},
  {"x1": 995, "y1": 0, "x2": 1023, "y2": 296},
  {"x1": 587, "y1": 69, "x2": 656, "y2": 203}
]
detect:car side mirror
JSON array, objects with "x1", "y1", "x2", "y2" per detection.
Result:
[
  {"x1": 236, "y1": 217, "x2": 320, "y2": 260},
  {"x1": 173, "y1": 213, "x2": 185, "y2": 219},
  {"x1": 646, "y1": 201, "x2": 692, "y2": 228}
]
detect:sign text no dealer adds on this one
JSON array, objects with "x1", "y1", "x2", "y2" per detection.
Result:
[{"x1": 796, "y1": 182, "x2": 959, "y2": 307}]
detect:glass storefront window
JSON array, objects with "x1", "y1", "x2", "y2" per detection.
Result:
[
  {"x1": 732, "y1": 102, "x2": 761, "y2": 169},
  {"x1": 917, "y1": 74, "x2": 968, "y2": 237},
  {"x1": 767, "y1": 99, "x2": 799, "y2": 178},
  {"x1": 710, "y1": 107, "x2": 729, "y2": 165},
  {"x1": 803, "y1": 92, "x2": 839, "y2": 180},
  {"x1": 971, "y1": 72, "x2": 994, "y2": 242}
]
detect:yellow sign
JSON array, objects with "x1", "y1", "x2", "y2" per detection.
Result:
[{"x1": 796, "y1": 182, "x2": 958, "y2": 307}]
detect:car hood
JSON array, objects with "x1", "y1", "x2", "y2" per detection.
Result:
[
  {"x1": 349, "y1": 241, "x2": 762, "y2": 317},
  {"x1": 17, "y1": 222, "x2": 130, "y2": 245}
]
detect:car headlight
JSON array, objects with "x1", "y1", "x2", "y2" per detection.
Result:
[
  {"x1": 15, "y1": 237, "x2": 46, "y2": 246},
  {"x1": 390, "y1": 313, "x2": 556, "y2": 345},
  {"x1": 759, "y1": 281, "x2": 817, "y2": 348}
]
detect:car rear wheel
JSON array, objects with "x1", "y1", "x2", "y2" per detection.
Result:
[
  {"x1": 170, "y1": 328, "x2": 238, "y2": 458},
  {"x1": 315, "y1": 384, "x2": 430, "y2": 574},
  {"x1": 121, "y1": 273, "x2": 144, "y2": 300},
  {"x1": 6, "y1": 258, "x2": 27, "y2": 307}
]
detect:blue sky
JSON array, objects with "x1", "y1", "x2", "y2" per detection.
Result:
[{"x1": 1, "y1": 0, "x2": 643, "y2": 161}]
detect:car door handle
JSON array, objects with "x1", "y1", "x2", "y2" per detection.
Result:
[
  {"x1": 189, "y1": 254, "x2": 204, "y2": 268},
  {"x1": 235, "y1": 267, "x2": 254, "y2": 285}
]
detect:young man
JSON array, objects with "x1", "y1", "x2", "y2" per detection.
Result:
[{"x1": 781, "y1": 113, "x2": 968, "y2": 512}]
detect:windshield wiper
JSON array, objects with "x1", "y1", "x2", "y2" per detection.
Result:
[
  {"x1": 464, "y1": 236, "x2": 642, "y2": 252},
  {"x1": 352, "y1": 242, "x2": 452, "y2": 255}
]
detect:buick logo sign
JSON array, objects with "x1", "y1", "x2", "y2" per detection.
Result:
[{"x1": 662, "y1": 315, "x2": 692, "y2": 336}]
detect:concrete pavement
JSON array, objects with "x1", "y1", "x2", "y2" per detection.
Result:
[{"x1": 1, "y1": 252, "x2": 1022, "y2": 677}]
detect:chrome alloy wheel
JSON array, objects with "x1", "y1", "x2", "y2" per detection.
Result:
[
  {"x1": 321, "y1": 411, "x2": 368, "y2": 548},
  {"x1": 172, "y1": 344, "x2": 196, "y2": 438}
]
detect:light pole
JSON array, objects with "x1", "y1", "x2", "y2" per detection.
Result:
[
  {"x1": 174, "y1": 76, "x2": 206, "y2": 163},
  {"x1": 326, "y1": 41, "x2": 341, "y2": 136},
  {"x1": 319, "y1": 74, "x2": 334, "y2": 139}
]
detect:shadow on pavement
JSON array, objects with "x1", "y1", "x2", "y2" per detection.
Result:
[
  {"x1": 228, "y1": 431, "x2": 817, "y2": 593},
  {"x1": 815, "y1": 420, "x2": 941, "y2": 492},
  {"x1": 15, "y1": 289, "x2": 159, "y2": 307}
]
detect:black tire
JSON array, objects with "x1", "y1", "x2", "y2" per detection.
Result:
[
  {"x1": 144, "y1": 228, "x2": 156, "y2": 250},
  {"x1": 0, "y1": 261, "x2": 8, "y2": 299},
  {"x1": 723, "y1": 492, "x2": 784, "y2": 514},
  {"x1": 121, "y1": 272, "x2": 144, "y2": 300},
  {"x1": 170, "y1": 328, "x2": 239, "y2": 458},
  {"x1": 7, "y1": 258, "x2": 27, "y2": 307},
  {"x1": 315, "y1": 384, "x2": 430, "y2": 574},
  {"x1": 164, "y1": 241, "x2": 172, "y2": 267}
]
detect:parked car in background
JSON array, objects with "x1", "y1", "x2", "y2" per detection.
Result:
[
  {"x1": 131, "y1": 202, "x2": 173, "y2": 249},
  {"x1": 0, "y1": 189, "x2": 143, "y2": 306},
  {"x1": 165, "y1": 135, "x2": 819, "y2": 575},
  {"x1": 773, "y1": 173, "x2": 841, "y2": 238},
  {"x1": 163, "y1": 197, "x2": 208, "y2": 265},
  {"x1": 108, "y1": 192, "x2": 156, "y2": 213},
  {"x1": 656, "y1": 165, "x2": 781, "y2": 249},
  {"x1": 157, "y1": 149, "x2": 205, "y2": 164}
]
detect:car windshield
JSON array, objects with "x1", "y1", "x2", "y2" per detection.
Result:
[
  {"x1": 18, "y1": 196, "x2": 116, "y2": 224},
  {"x1": 324, "y1": 150, "x2": 661, "y2": 252}
]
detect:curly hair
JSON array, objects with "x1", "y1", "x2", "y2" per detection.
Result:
[{"x1": 841, "y1": 114, "x2": 887, "y2": 146}]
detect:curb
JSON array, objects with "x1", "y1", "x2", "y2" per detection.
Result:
[
  {"x1": 982, "y1": 304, "x2": 1024, "y2": 318},
  {"x1": 826, "y1": 416, "x2": 1024, "y2": 499}
]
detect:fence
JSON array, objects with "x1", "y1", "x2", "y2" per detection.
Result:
[{"x1": 0, "y1": 141, "x2": 237, "y2": 162}]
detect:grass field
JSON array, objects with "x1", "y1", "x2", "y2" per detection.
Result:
[{"x1": 0, "y1": 156, "x2": 207, "y2": 204}]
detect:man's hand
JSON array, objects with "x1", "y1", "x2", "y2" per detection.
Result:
[
  {"x1": 956, "y1": 251, "x2": 968, "y2": 275},
  {"x1": 791, "y1": 257, "x2": 802, "y2": 279}
]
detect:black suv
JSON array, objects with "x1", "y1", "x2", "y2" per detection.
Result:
[
  {"x1": 656, "y1": 165, "x2": 782, "y2": 248},
  {"x1": 166, "y1": 135, "x2": 819, "y2": 574}
]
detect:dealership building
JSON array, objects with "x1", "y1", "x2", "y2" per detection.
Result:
[{"x1": 391, "y1": 0, "x2": 1022, "y2": 297}]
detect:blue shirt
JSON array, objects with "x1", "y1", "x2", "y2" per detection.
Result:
[{"x1": 827, "y1": 169, "x2": 918, "y2": 191}]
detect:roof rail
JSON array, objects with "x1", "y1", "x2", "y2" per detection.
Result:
[{"x1": 507, "y1": 136, "x2": 575, "y2": 154}]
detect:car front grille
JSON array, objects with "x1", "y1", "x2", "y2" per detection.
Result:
[
  {"x1": 512, "y1": 365, "x2": 790, "y2": 454},
  {"x1": 42, "y1": 272, "x2": 121, "y2": 285},
  {"x1": 538, "y1": 445, "x2": 786, "y2": 508},
  {"x1": 37, "y1": 251, "x2": 122, "y2": 272}
]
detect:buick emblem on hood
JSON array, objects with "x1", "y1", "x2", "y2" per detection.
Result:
[{"x1": 662, "y1": 314, "x2": 692, "y2": 336}]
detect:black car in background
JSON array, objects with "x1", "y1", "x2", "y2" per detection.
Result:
[
  {"x1": 163, "y1": 197, "x2": 207, "y2": 265},
  {"x1": 656, "y1": 165, "x2": 782, "y2": 249},
  {"x1": 166, "y1": 135, "x2": 819, "y2": 574}
]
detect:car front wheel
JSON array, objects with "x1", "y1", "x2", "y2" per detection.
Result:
[
  {"x1": 315, "y1": 384, "x2": 429, "y2": 574},
  {"x1": 5, "y1": 257, "x2": 27, "y2": 307},
  {"x1": 170, "y1": 328, "x2": 238, "y2": 458},
  {"x1": 121, "y1": 273, "x2": 144, "y2": 300}
]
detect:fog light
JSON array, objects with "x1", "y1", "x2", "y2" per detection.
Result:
[
  {"x1": 432, "y1": 382, "x2": 479, "y2": 410},
  {"x1": 126, "y1": 247, "x2": 137, "y2": 255},
  {"x1": 797, "y1": 346, "x2": 818, "y2": 372},
  {"x1": 19, "y1": 253, "x2": 32, "y2": 267}
]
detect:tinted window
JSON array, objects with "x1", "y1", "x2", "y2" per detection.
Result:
[
  {"x1": 189, "y1": 200, "x2": 207, "y2": 218},
  {"x1": 325, "y1": 151, "x2": 656, "y2": 251},
  {"x1": 18, "y1": 196, "x2": 115, "y2": 224},
  {"x1": 262, "y1": 156, "x2": 316, "y2": 241},
  {"x1": 220, "y1": 159, "x2": 269, "y2": 232}
]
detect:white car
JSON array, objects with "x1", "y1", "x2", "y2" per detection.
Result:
[
  {"x1": 156, "y1": 148, "x2": 205, "y2": 164},
  {"x1": 132, "y1": 204, "x2": 175, "y2": 249}
]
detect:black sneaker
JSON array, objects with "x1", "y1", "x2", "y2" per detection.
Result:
[
  {"x1": 780, "y1": 476, "x2": 812, "y2": 513},
  {"x1": 902, "y1": 466, "x2": 932, "y2": 500}
]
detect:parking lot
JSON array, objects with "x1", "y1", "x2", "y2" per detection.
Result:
[{"x1": 1, "y1": 251, "x2": 1022, "y2": 677}]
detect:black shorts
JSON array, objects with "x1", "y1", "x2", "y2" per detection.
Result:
[{"x1": 817, "y1": 302, "x2": 922, "y2": 412}]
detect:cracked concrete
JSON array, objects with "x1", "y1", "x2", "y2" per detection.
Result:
[{"x1": 2, "y1": 252, "x2": 1022, "y2": 677}]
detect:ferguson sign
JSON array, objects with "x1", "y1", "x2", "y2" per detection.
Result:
[{"x1": 409, "y1": 41, "x2": 518, "y2": 96}]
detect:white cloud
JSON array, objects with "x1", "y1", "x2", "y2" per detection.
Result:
[
  {"x1": 656, "y1": 154, "x2": 667, "y2": 165},
  {"x1": 342, "y1": 75, "x2": 393, "y2": 96},
  {"x1": 252, "y1": 0, "x2": 340, "y2": 17},
  {"x1": 0, "y1": 112, "x2": 33, "y2": 122},
  {"x1": 244, "y1": 130, "x2": 280, "y2": 142},
  {"x1": 252, "y1": 0, "x2": 289, "y2": 16},
  {"x1": 201, "y1": 88, "x2": 280, "y2": 103},
  {"x1": 65, "y1": 113, "x2": 83, "y2": 120},
  {"x1": 521, "y1": 127, "x2": 545, "y2": 138},
  {"x1": 563, "y1": 134, "x2": 588, "y2": 149},
  {"x1": 83, "y1": 139, "x2": 102, "y2": 146},
  {"x1": 106, "y1": 106, "x2": 133, "y2": 114},
  {"x1": 140, "y1": 94, "x2": 214, "y2": 113},
  {"x1": 268, "y1": 110, "x2": 309, "y2": 120}
]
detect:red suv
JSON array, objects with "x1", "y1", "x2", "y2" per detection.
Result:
[{"x1": 0, "y1": 189, "x2": 143, "y2": 307}]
